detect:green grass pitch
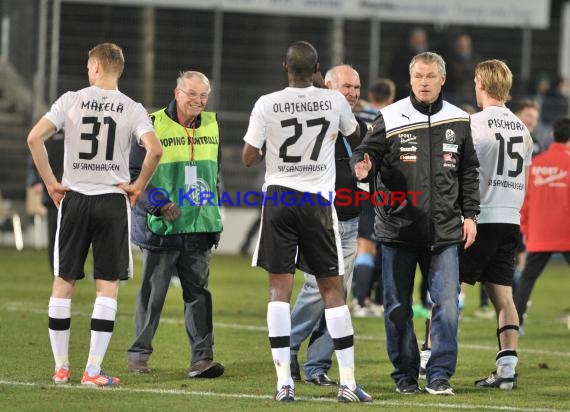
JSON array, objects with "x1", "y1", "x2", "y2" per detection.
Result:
[{"x1": 0, "y1": 248, "x2": 569, "y2": 411}]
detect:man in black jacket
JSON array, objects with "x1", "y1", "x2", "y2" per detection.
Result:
[{"x1": 352, "y1": 52, "x2": 480, "y2": 396}]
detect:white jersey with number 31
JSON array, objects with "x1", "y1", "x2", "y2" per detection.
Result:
[
  {"x1": 243, "y1": 86, "x2": 357, "y2": 196},
  {"x1": 45, "y1": 85, "x2": 154, "y2": 195},
  {"x1": 471, "y1": 106, "x2": 533, "y2": 224}
]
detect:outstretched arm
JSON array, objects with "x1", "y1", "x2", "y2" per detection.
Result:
[{"x1": 354, "y1": 153, "x2": 372, "y2": 180}]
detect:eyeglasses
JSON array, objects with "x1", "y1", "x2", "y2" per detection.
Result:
[{"x1": 177, "y1": 88, "x2": 209, "y2": 100}]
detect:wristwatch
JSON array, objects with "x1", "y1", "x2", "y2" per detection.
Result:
[{"x1": 465, "y1": 215, "x2": 478, "y2": 224}]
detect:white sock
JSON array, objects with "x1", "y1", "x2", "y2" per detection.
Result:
[
  {"x1": 267, "y1": 301, "x2": 293, "y2": 390},
  {"x1": 496, "y1": 349, "x2": 518, "y2": 378},
  {"x1": 86, "y1": 297, "x2": 117, "y2": 377},
  {"x1": 420, "y1": 348, "x2": 431, "y2": 369},
  {"x1": 48, "y1": 297, "x2": 71, "y2": 370},
  {"x1": 458, "y1": 292, "x2": 466, "y2": 310},
  {"x1": 325, "y1": 305, "x2": 356, "y2": 390}
]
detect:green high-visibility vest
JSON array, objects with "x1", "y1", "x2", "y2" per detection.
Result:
[{"x1": 147, "y1": 109, "x2": 222, "y2": 235}]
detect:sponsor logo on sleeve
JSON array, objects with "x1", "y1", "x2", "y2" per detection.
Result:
[
  {"x1": 400, "y1": 154, "x2": 417, "y2": 162},
  {"x1": 399, "y1": 133, "x2": 418, "y2": 145}
]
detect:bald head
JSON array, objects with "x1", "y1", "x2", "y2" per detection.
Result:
[
  {"x1": 285, "y1": 41, "x2": 318, "y2": 77},
  {"x1": 324, "y1": 65, "x2": 358, "y2": 88},
  {"x1": 325, "y1": 65, "x2": 361, "y2": 108}
]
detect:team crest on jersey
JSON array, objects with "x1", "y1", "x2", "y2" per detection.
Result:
[{"x1": 445, "y1": 129, "x2": 456, "y2": 143}]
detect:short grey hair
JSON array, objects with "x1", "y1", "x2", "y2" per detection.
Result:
[
  {"x1": 409, "y1": 52, "x2": 446, "y2": 77},
  {"x1": 177, "y1": 71, "x2": 211, "y2": 93}
]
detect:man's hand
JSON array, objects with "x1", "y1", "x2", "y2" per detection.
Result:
[
  {"x1": 117, "y1": 183, "x2": 142, "y2": 207},
  {"x1": 354, "y1": 153, "x2": 372, "y2": 180},
  {"x1": 46, "y1": 181, "x2": 69, "y2": 208},
  {"x1": 463, "y1": 218, "x2": 477, "y2": 249},
  {"x1": 160, "y1": 202, "x2": 181, "y2": 221}
]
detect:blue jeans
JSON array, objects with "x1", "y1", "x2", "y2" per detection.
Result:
[
  {"x1": 289, "y1": 217, "x2": 358, "y2": 378},
  {"x1": 382, "y1": 244, "x2": 460, "y2": 384}
]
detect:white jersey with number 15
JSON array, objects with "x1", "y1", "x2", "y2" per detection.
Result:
[{"x1": 471, "y1": 106, "x2": 533, "y2": 224}]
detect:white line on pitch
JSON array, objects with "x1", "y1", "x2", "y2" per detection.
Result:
[
  {"x1": 0, "y1": 380, "x2": 562, "y2": 412},
  {"x1": 2, "y1": 303, "x2": 570, "y2": 358}
]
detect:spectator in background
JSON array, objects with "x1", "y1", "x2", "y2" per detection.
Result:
[
  {"x1": 390, "y1": 28, "x2": 428, "y2": 100},
  {"x1": 356, "y1": 78, "x2": 396, "y2": 126},
  {"x1": 514, "y1": 116, "x2": 570, "y2": 335},
  {"x1": 446, "y1": 34, "x2": 480, "y2": 107},
  {"x1": 537, "y1": 76, "x2": 569, "y2": 148},
  {"x1": 26, "y1": 131, "x2": 64, "y2": 272},
  {"x1": 531, "y1": 72, "x2": 551, "y2": 105},
  {"x1": 514, "y1": 100, "x2": 541, "y2": 155},
  {"x1": 127, "y1": 71, "x2": 225, "y2": 379},
  {"x1": 352, "y1": 78, "x2": 395, "y2": 318},
  {"x1": 512, "y1": 100, "x2": 542, "y2": 292}
]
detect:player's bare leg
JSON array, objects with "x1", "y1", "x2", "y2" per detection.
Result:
[
  {"x1": 267, "y1": 273, "x2": 295, "y2": 401},
  {"x1": 317, "y1": 276, "x2": 372, "y2": 402}
]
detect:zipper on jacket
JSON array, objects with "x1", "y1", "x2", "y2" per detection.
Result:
[{"x1": 427, "y1": 103, "x2": 434, "y2": 251}]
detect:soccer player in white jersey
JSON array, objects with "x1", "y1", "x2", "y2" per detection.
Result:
[
  {"x1": 27, "y1": 43, "x2": 162, "y2": 386},
  {"x1": 460, "y1": 59, "x2": 533, "y2": 389},
  {"x1": 242, "y1": 41, "x2": 372, "y2": 403}
]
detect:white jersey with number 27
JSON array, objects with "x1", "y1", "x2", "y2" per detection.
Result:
[
  {"x1": 44, "y1": 85, "x2": 154, "y2": 195},
  {"x1": 471, "y1": 106, "x2": 533, "y2": 224},
  {"x1": 243, "y1": 86, "x2": 357, "y2": 196}
]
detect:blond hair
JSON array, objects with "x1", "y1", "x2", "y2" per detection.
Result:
[
  {"x1": 475, "y1": 59, "x2": 512, "y2": 102},
  {"x1": 88, "y1": 43, "x2": 124, "y2": 77}
]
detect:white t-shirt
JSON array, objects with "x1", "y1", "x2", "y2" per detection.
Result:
[
  {"x1": 44, "y1": 85, "x2": 154, "y2": 195},
  {"x1": 243, "y1": 86, "x2": 357, "y2": 196},
  {"x1": 471, "y1": 106, "x2": 533, "y2": 224}
]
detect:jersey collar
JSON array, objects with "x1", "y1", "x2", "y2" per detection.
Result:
[{"x1": 410, "y1": 91, "x2": 443, "y2": 116}]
